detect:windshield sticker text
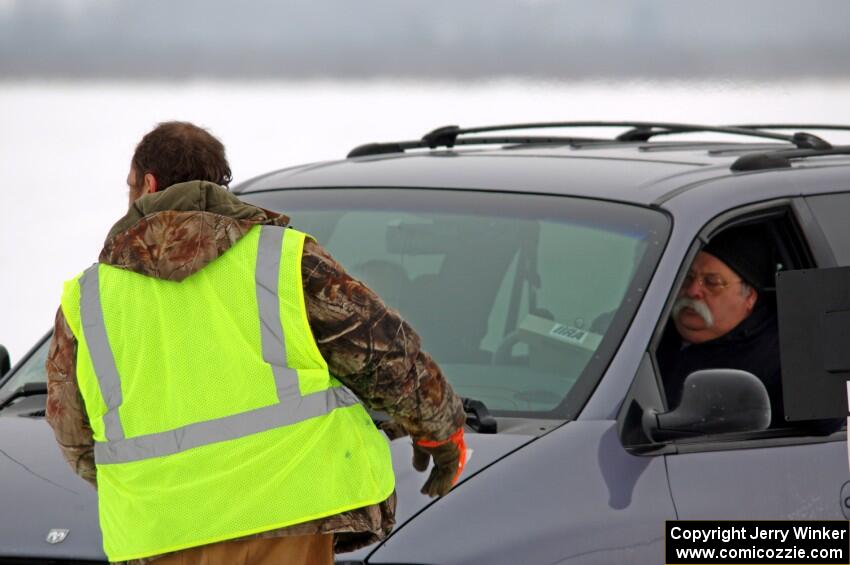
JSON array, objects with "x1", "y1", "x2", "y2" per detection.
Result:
[{"x1": 549, "y1": 324, "x2": 587, "y2": 344}]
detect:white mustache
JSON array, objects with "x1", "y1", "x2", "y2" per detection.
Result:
[{"x1": 673, "y1": 297, "x2": 714, "y2": 327}]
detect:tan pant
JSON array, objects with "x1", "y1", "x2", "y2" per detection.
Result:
[{"x1": 151, "y1": 534, "x2": 333, "y2": 565}]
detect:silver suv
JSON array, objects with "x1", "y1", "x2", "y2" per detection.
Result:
[{"x1": 3, "y1": 122, "x2": 850, "y2": 564}]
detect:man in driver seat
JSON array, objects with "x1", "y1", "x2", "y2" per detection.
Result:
[
  {"x1": 657, "y1": 225, "x2": 784, "y2": 427},
  {"x1": 658, "y1": 225, "x2": 843, "y2": 434}
]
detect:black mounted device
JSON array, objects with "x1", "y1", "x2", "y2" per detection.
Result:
[{"x1": 777, "y1": 266, "x2": 850, "y2": 421}]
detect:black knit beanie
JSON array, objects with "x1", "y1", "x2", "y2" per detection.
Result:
[{"x1": 702, "y1": 225, "x2": 776, "y2": 290}]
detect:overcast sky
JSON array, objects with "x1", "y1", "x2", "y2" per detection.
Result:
[{"x1": 2, "y1": 0, "x2": 850, "y2": 80}]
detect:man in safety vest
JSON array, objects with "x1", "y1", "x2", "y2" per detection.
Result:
[{"x1": 45, "y1": 121, "x2": 467, "y2": 565}]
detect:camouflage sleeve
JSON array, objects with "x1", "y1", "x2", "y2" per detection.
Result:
[
  {"x1": 45, "y1": 308, "x2": 97, "y2": 488},
  {"x1": 301, "y1": 239, "x2": 465, "y2": 441}
]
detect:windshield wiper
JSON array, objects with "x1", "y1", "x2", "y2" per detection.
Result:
[
  {"x1": 0, "y1": 382, "x2": 48, "y2": 411},
  {"x1": 368, "y1": 397, "x2": 497, "y2": 435},
  {"x1": 463, "y1": 397, "x2": 498, "y2": 434}
]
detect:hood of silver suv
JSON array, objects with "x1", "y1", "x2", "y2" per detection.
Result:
[{"x1": 0, "y1": 415, "x2": 534, "y2": 562}]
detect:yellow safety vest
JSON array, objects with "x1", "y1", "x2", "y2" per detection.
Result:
[{"x1": 60, "y1": 225, "x2": 394, "y2": 562}]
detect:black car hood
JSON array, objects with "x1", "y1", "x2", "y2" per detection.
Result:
[{"x1": 0, "y1": 415, "x2": 534, "y2": 562}]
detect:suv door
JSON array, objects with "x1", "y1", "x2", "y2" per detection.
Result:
[
  {"x1": 657, "y1": 202, "x2": 848, "y2": 520},
  {"x1": 666, "y1": 431, "x2": 846, "y2": 519}
]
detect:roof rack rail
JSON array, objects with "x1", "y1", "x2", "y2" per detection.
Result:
[
  {"x1": 731, "y1": 124, "x2": 850, "y2": 133},
  {"x1": 731, "y1": 145, "x2": 850, "y2": 172},
  {"x1": 616, "y1": 124, "x2": 830, "y2": 150},
  {"x1": 347, "y1": 134, "x2": 605, "y2": 158},
  {"x1": 347, "y1": 121, "x2": 828, "y2": 158}
]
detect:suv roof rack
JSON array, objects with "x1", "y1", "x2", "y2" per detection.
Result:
[
  {"x1": 347, "y1": 121, "x2": 832, "y2": 158},
  {"x1": 731, "y1": 145, "x2": 850, "y2": 172},
  {"x1": 731, "y1": 124, "x2": 850, "y2": 134},
  {"x1": 346, "y1": 134, "x2": 606, "y2": 158},
  {"x1": 617, "y1": 124, "x2": 831, "y2": 150}
]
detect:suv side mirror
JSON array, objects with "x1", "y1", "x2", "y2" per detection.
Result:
[
  {"x1": 0, "y1": 345, "x2": 9, "y2": 378},
  {"x1": 643, "y1": 369, "x2": 771, "y2": 441}
]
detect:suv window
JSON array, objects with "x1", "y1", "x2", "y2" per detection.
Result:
[
  {"x1": 805, "y1": 193, "x2": 850, "y2": 266},
  {"x1": 246, "y1": 188, "x2": 668, "y2": 419},
  {"x1": 633, "y1": 207, "x2": 843, "y2": 448}
]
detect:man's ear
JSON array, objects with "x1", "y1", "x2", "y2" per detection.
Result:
[
  {"x1": 143, "y1": 173, "x2": 158, "y2": 194},
  {"x1": 745, "y1": 288, "x2": 758, "y2": 312}
]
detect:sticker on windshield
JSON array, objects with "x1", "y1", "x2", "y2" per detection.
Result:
[{"x1": 549, "y1": 324, "x2": 588, "y2": 345}]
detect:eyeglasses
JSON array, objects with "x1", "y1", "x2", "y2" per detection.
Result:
[{"x1": 682, "y1": 272, "x2": 743, "y2": 295}]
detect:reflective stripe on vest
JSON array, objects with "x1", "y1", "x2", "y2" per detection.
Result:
[
  {"x1": 79, "y1": 225, "x2": 359, "y2": 465},
  {"x1": 79, "y1": 268, "x2": 125, "y2": 442}
]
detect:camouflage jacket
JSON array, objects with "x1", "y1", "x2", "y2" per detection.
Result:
[{"x1": 45, "y1": 181, "x2": 465, "y2": 564}]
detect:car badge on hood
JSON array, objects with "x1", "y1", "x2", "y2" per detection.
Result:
[{"x1": 45, "y1": 529, "x2": 69, "y2": 544}]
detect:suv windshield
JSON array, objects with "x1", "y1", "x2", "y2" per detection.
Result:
[
  {"x1": 0, "y1": 189, "x2": 668, "y2": 420},
  {"x1": 244, "y1": 188, "x2": 669, "y2": 419}
]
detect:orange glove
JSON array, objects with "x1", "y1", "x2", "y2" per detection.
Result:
[{"x1": 413, "y1": 427, "x2": 467, "y2": 497}]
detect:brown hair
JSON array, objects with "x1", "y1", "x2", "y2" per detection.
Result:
[{"x1": 131, "y1": 121, "x2": 232, "y2": 192}]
